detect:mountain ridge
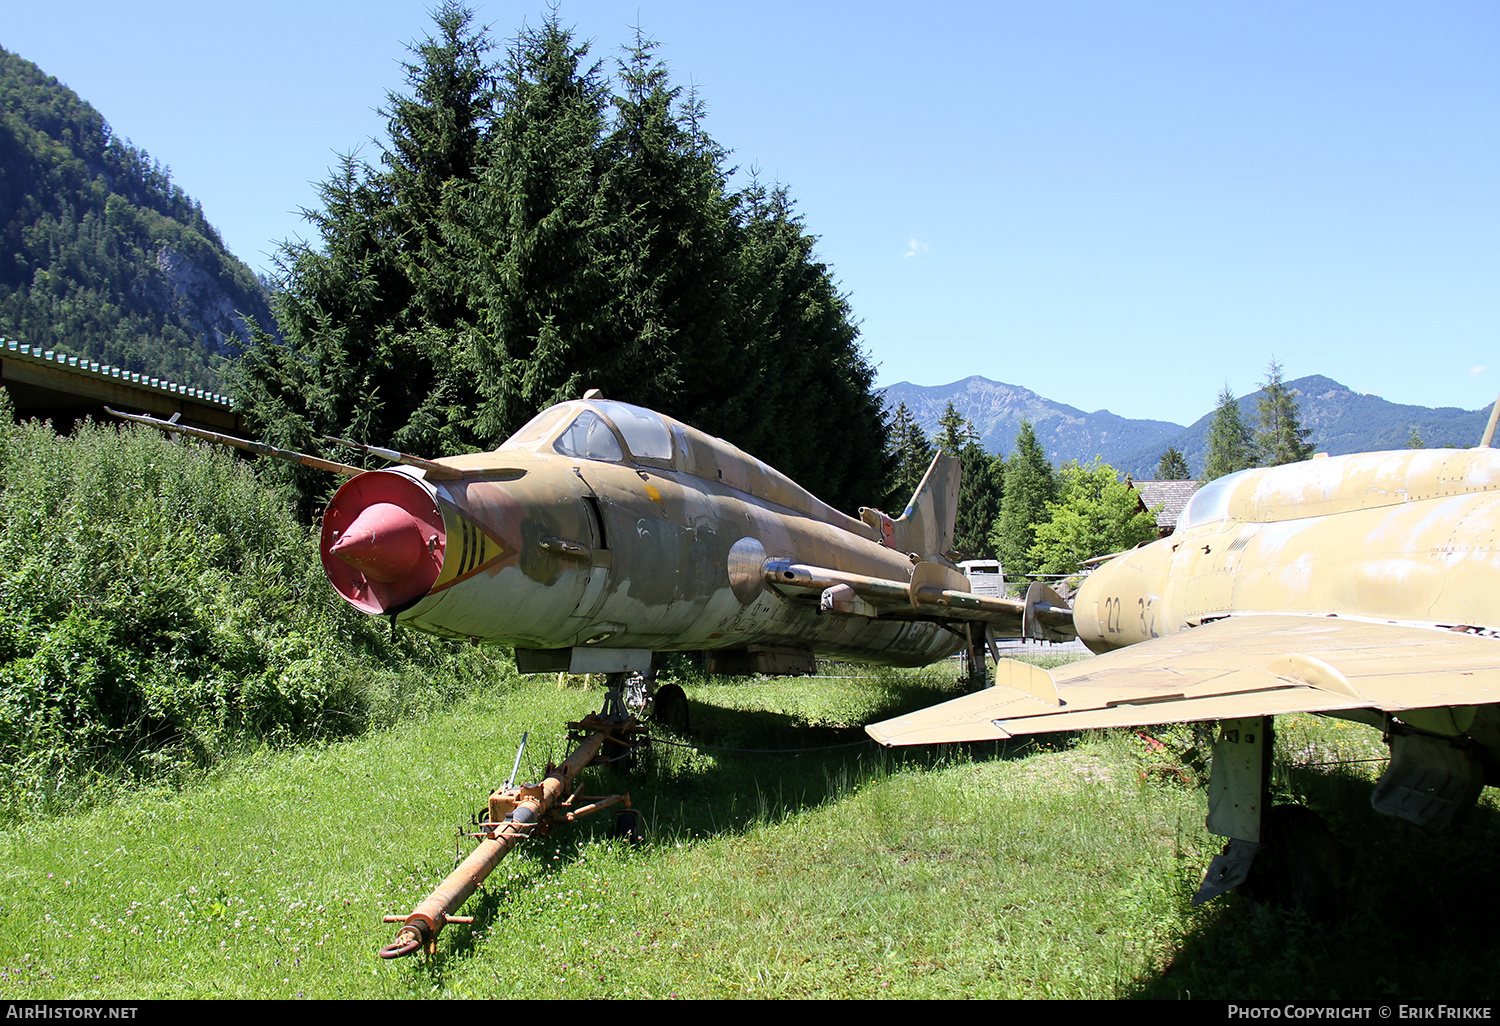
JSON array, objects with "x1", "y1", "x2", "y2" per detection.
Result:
[{"x1": 880, "y1": 374, "x2": 1494, "y2": 478}]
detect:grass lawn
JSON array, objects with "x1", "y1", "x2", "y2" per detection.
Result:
[{"x1": 4, "y1": 658, "x2": 1500, "y2": 999}]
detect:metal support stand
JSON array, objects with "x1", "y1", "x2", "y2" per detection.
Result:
[
  {"x1": 1195, "y1": 716, "x2": 1273, "y2": 905},
  {"x1": 963, "y1": 621, "x2": 989, "y2": 690}
]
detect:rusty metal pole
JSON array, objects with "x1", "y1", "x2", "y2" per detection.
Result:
[{"x1": 378, "y1": 725, "x2": 616, "y2": 959}]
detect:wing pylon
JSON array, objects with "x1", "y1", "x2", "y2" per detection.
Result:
[{"x1": 763, "y1": 557, "x2": 1075, "y2": 641}]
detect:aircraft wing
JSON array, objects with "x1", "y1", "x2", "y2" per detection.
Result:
[
  {"x1": 866, "y1": 614, "x2": 1500, "y2": 746},
  {"x1": 762, "y1": 558, "x2": 1075, "y2": 641}
]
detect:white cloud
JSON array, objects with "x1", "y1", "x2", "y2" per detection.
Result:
[
  {"x1": 903, "y1": 237, "x2": 929, "y2": 258},
  {"x1": 1469, "y1": 365, "x2": 1489, "y2": 378}
]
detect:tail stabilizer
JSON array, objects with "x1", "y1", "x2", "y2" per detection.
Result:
[{"x1": 861, "y1": 452, "x2": 960, "y2": 557}]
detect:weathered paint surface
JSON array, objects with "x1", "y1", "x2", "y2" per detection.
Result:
[
  {"x1": 321, "y1": 399, "x2": 990, "y2": 669},
  {"x1": 1074, "y1": 448, "x2": 1500, "y2": 653},
  {"x1": 869, "y1": 445, "x2": 1500, "y2": 751}
]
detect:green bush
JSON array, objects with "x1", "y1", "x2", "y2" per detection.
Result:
[{"x1": 0, "y1": 400, "x2": 507, "y2": 816}]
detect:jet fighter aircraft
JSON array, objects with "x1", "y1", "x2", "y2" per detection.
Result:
[
  {"x1": 869, "y1": 418, "x2": 1500, "y2": 906},
  {"x1": 114, "y1": 394, "x2": 1083, "y2": 960},
  {"x1": 112, "y1": 396, "x2": 1072, "y2": 689}
]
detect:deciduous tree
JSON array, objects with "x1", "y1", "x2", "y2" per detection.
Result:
[{"x1": 1029, "y1": 459, "x2": 1160, "y2": 576}]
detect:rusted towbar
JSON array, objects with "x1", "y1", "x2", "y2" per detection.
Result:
[{"x1": 379, "y1": 713, "x2": 641, "y2": 959}]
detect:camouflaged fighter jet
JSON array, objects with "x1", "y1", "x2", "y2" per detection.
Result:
[
  {"x1": 868, "y1": 408, "x2": 1500, "y2": 907},
  {"x1": 112, "y1": 396, "x2": 1073, "y2": 694}
]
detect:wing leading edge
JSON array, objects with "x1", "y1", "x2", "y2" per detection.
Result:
[{"x1": 866, "y1": 615, "x2": 1500, "y2": 747}]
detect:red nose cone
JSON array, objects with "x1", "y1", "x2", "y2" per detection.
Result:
[
  {"x1": 321, "y1": 472, "x2": 446, "y2": 614},
  {"x1": 330, "y1": 502, "x2": 428, "y2": 582}
]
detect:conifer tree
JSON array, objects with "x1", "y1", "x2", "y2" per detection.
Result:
[
  {"x1": 1255, "y1": 360, "x2": 1314, "y2": 466},
  {"x1": 453, "y1": 14, "x2": 610, "y2": 442},
  {"x1": 989, "y1": 419, "x2": 1055, "y2": 578},
  {"x1": 935, "y1": 401, "x2": 974, "y2": 454},
  {"x1": 384, "y1": 2, "x2": 496, "y2": 329},
  {"x1": 234, "y1": 2, "x2": 498, "y2": 506},
  {"x1": 594, "y1": 31, "x2": 738, "y2": 430},
  {"x1": 1156, "y1": 445, "x2": 1189, "y2": 480},
  {"x1": 931, "y1": 402, "x2": 1000, "y2": 559},
  {"x1": 729, "y1": 183, "x2": 889, "y2": 509},
  {"x1": 953, "y1": 441, "x2": 1001, "y2": 560},
  {"x1": 888, "y1": 401, "x2": 934, "y2": 505},
  {"x1": 234, "y1": 6, "x2": 890, "y2": 516},
  {"x1": 1203, "y1": 385, "x2": 1257, "y2": 481}
]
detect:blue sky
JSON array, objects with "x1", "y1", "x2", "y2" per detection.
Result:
[{"x1": 5, "y1": 1, "x2": 1496, "y2": 427}]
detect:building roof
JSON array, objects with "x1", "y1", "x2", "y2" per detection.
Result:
[{"x1": 1, "y1": 337, "x2": 239, "y2": 434}]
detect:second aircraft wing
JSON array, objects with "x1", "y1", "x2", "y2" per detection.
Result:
[{"x1": 867, "y1": 614, "x2": 1500, "y2": 746}]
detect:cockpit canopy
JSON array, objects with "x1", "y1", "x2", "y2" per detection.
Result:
[
  {"x1": 499, "y1": 398, "x2": 867, "y2": 533},
  {"x1": 503, "y1": 400, "x2": 674, "y2": 465},
  {"x1": 1174, "y1": 468, "x2": 1253, "y2": 533}
]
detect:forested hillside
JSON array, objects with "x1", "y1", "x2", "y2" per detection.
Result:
[
  {"x1": 0, "y1": 46, "x2": 276, "y2": 390},
  {"x1": 881, "y1": 375, "x2": 1181, "y2": 466}
]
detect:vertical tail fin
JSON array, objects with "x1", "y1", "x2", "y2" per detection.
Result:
[{"x1": 861, "y1": 452, "x2": 961, "y2": 557}]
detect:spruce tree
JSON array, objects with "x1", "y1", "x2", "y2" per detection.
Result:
[
  {"x1": 935, "y1": 401, "x2": 974, "y2": 454},
  {"x1": 1203, "y1": 385, "x2": 1257, "y2": 481},
  {"x1": 234, "y1": 3, "x2": 498, "y2": 507},
  {"x1": 988, "y1": 419, "x2": 1055, "y2": 578},
  {"x1": 729, "y1": 183, "x2": 889, "y2": 510},
  {"x1": 953, "y1": 440, "x2": 1001, "y2": 559},
  {"x1": 234, "y1": 7, "x2": 891, "y2": 517},
  {"x1": 930, "y1": 402, "x2": 1000, "y2": 559},
  {"x1": 384, "y1": 2, "x2": 496, "y2": 330},
  {"x1": 888, "y1": 401, "x2": 934, "y2": 505},
  {"x1": 453, "y1": 14, "x2": 610, "y2": 442},
  {"x1": 1156, "y1": 445, "x2": 1189, "y2": 480},
  {"x1": 1255, "y1": 360, "x2": 1314, "y2": 466},
  {"x1": 595, "y1": 31, "x2": 738, "y2": 430}
]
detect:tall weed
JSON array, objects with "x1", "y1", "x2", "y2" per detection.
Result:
[{"x1": 0, "y1": 405, "x2": 506, "y2": 817}]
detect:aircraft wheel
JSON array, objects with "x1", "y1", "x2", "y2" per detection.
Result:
[
  {"x1": 611, "y1": 810, "x2": 646, "y2": 844},
  {"x1": 652, "y1": 683, "x2": 690, "y2": 733},
  {"x1": 1243, "y1": 804, "x2": 1343, "y2": 921}
]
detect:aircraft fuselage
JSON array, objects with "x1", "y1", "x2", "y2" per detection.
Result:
[
  {"x1": 320, "y1": 399, "x2": 966, "y2": 671},
  {"x1": 1075, "y1": 447, "x2": 1500, "y2": 654}
]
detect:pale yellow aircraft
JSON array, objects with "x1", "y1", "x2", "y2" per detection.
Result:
[{"x1": 869, "y1": 408, "x2": 1500, "y2": 907}]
